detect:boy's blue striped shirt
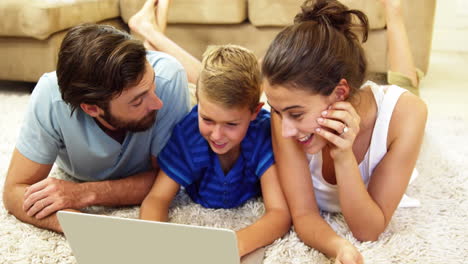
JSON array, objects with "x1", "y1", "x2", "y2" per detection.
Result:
[{"x1": 158, "y1": 105, "x2": 274, "y2": 209}]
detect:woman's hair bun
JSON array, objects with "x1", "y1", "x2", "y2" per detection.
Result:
[{"x1": 294, "y1": 0, "x2": 369, "y2": 42}]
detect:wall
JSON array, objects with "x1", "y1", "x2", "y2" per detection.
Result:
[{"x1": 432, "y1": 0, "x2": 468, "y2": 52}]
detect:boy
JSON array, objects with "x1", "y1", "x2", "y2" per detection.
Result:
[{"x1": 140, "y1": 45, "x2": 291, "y2": 258}]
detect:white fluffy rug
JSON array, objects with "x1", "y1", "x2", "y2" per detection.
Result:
[{"x1": 0, "y1": 83, "x2": 467, "y2": 264}]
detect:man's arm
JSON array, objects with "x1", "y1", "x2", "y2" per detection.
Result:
[
  {"x1": 3, "y1": 148, "x2": 63, "y2": 232},
  {"x1": 3, "y1": 148, "x2": 158, "y2": 232},
  {"x1": 60, "y1": 156, "x2": 158, "y2": 208}
]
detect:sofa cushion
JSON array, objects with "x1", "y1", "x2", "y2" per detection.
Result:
[
  {"x1": 0, "y1": 0, "x2": 120, "y2": 40},
  {"x1": 0, "y1": 18, "x2": 126, "y2": 82},
  {"x1": 248, "y1": 0, "x2": 386, "y2": 30},
  {"x1": 120, "y1": 0, "x2": 247, "y2": 25}
]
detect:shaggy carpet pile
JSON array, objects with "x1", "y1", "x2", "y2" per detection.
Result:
[{"x1": 0, "y1": 84, "x2": 466, "y2": 264}]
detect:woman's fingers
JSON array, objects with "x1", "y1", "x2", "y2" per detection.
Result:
[{"x1": 317, "y1": 116, "x2": 348, "y2": 136}]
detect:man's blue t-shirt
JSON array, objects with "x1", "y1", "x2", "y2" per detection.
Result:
[
  {"x1": 16, "y1": 51, "x2": 190, "y2": 181},
  {"x1": 158, "y1": 105, "x2": 274, "y2": 209}
]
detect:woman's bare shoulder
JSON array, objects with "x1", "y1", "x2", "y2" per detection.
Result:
[
  {"x1": 389, "y1": 90, "x2": 428, "y2": 143},
  {"x1": 394, "y1": 91, "x2": 427, "y2": 121}
]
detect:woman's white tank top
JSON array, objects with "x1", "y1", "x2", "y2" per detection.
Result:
[{"x1": 307, "y1": 81, "x2": 420, "y2": 212}]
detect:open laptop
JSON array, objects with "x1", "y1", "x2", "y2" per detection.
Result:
[{"x1": 57, "y1": 211, "x2": 265, "y2": 264}]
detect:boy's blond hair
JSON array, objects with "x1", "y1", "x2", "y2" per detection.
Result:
[{"x1": 197, "y1": 44, "x2": 261, "y2": 112}]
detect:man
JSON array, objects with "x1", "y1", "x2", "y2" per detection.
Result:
[{"x1": 2, "y1": 23, "x2": 190, "y2": 232}]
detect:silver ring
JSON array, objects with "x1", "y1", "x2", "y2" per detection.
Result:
[{"x1": 341, "y1": 126, "x2": 349, "y2": 135}]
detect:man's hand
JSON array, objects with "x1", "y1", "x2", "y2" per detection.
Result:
[{"x1": 23, "y1": 178, "x2": 93, "y2": 219}]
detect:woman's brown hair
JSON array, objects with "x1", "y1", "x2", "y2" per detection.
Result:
[{"x1": 262, "y1": 0, "x2": 369, "y2": 97}]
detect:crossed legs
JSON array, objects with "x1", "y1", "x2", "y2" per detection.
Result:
[
  {"x1": 129, "y1": 0, "x2": 201, "y2": 84},
  {"x1": 129, "y1": 0, "x2": 419, "y2": 93}
]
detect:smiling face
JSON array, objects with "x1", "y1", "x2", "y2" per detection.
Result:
[
  {"x1": 198, "y1": 90, "x2": 259, "y2": 157},
  {"x1": 265, "y1": 80, "x2": 335, "y2": 154},
  {"x1": 99, "y1": 62, "x2": 163, "y2": 132}
]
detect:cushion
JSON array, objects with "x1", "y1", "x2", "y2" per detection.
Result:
[
  {"x1": 0, "y1": 18, "x2": 126, "y2": 82},
  {"x1": 166, "y1": 23, "x2": 280, "y2": 60},
  {"x1": 248, "y1": 0, "x2": 386, "y2": 30},
  {"x1": 0, "y1": 0, "x2": 120, "y2": 40},
  {"x1": 120, "y1": 0, "x2": 247, "y2": 24}
]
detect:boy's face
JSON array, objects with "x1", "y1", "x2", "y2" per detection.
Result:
[{"x1": 198, "y1": 91, "x2": 258, "y2": 157}]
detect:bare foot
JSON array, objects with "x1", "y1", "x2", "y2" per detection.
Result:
[{"x1": 128, "y1": 0, "x2": 161, "y2": 38}]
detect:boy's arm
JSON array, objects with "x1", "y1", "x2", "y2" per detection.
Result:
[
  {"x1": 235, "y1": 165, "x2": 291, "y2": 257},
  {"x1": 139, "y1": 169, "x2": 180, "y2": 222}
]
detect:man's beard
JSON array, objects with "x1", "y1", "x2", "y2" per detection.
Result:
[{"x1": 101, "y1": 109, "x2": 157, "y2": 132}]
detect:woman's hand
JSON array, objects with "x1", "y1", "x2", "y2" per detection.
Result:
[
  {"x1": 335, "y1": 242, "x2": 364, "y2": 264},
  {"x1": 314, "y1": 101, "x2": 360, "y2": 161}
]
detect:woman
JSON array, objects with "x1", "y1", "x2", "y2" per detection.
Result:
[{"x1": 262, "y1": 0, "x2": 427, "y2": 263}]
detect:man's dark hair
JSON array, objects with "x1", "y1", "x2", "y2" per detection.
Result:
[{"x1": 57, "y1": 23, "x2": 147, "y2": 114}]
